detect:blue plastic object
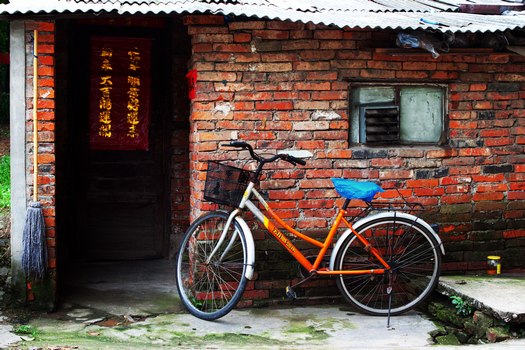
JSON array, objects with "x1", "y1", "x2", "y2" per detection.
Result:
[{"x1": 331, "y1": 178, "x2": 384, "y2": 202}]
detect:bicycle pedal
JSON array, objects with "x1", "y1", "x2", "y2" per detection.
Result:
[{"x1": 285, "y1": 286, "x2": 297, "y2": 300}]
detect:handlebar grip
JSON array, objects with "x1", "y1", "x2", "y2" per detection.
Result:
[
  {"x1": 293, "y1": 157, "x2": 307, "y2": 166},
  {"x1": 222, "y1": 141, "x2": 249, "y2": 148},
  {"x1": 289, "y1": 155, "x2": 306, "y2": 166},
  {"x1": 281, "y1": 154, "x2": 306, "y2": 166}
]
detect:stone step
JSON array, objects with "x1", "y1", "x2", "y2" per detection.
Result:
[{"x1": 437, "y1": 274, "x2": 525, "y2": 323}]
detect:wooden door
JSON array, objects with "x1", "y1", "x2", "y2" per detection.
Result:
[{"x1": 71, "y1": 24, "x2": 171, "y2": 261}]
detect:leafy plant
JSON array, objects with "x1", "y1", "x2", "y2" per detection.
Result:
[
  {"x1": 14, "y1": 324, "x2": 38, "y2": 339},
  {"x1": 0, "y1": 155, "x2": 9, "y2": 208},
  {"x1": 190, "y1": 296, "x2": 204, "y2": 308},
  {"x1": 450, "y1": 295, "x2": 473, "y2": 316}
]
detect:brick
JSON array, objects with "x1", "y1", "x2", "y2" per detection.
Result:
[
  {"x1": 260, "y1": 52, "x2": 298, "y2": 62},
  {"x1": 445, "y1": 184, "x2": 470, "y2": 194},
  {"x1": 283, "y1": 40, "x2": 319, "y2": 50},
  {"x1": 378, "y1": 170, "x2": 412, "y2": 180},
  {"x1": 306, "y1": 71, "x2": 338, "y2": 81},
  {"x1": 510, "y1": 182, "x2": 525, "y2": 191},
  {"x1": 37, "y1": 44, "x2": 54, "y2": 55},
  {"x1": 407, "y1": 179, "x2": 439, "y2": 188},
  {"x1": 503, "y1": 230, "x2": 525, "y2": 239},
  {"x1": 268, "y1": 190, "x2": 305, "y2": 200},
  {"x1": 431, "y1": 71, "x2": 459, "y2": 80},
  {"x1": 294, "y1": 101, "x2": 330, "y2": 110},
  {"x1": 476, "y1": 183, "x2": 508, "y2": 192},
  {"x1": 254, "y1": 62, "x2": 293, "y2": 72},
  {"x1": 290, "y1": 30, "x2": 313, "y2": 39},
  {"x1": 403, "y1": 62, "x2": 437, "y2": 70},
  {"x1": 508, "y1": 191, "x2": 525, "y2": 200},
  {"x1": 267, "y1": 21, "x2": 304, "y2": 30},
  {"x1": 313, "y1": 30, "x2": 343, "y2": 39},
  {"x1": 198, "y1": 72, "x2": 237, "y2": 81},
  {"x1": 481, "y1": 129, "x2": 510, "y2": 137},
  {"x1": 414, "y1": 187, "x2": 445, "y2": 196},
  {"x1": 192, "y1": 43, "x2": 212, "y2": 53},
  {"x1": 230, "y1": 22, "x2": 267, "y2": 32},
  {"x1": 473, "y1": 192, "x2": 505, "y2": 201},
  {"x1": 360, "y1": 69, "x2": 395, "y2": 79},
  {"x1": 253, "y1": 30, "x2": 289, "y2": 40},
  {"x1": 473, "y1": 101, "x2": 493, "y2": 109},
  {"x1": 213, "y1": 43, "x2": 251, "y2": 53},
  {"x1": 294, "y1": 61, "x2": 330, "y2": 71},
  {"x1": 234, "y1": 33, "x2": 252, "y2": 43},
  {"x1": 297, "y1": 218, "x2": 328, "y2": 229},
  {"x1": 242, "y1": 289, "x2": 269, "y2": 299},
  {"x1": 298, "y1": 199, "x2": 335, "y2": 209},
  {"x1": 450, "y1": 120, "x2": 478, "y2": 129},
  {"x1": 426, "y1": 149, "x2": 458, "y2": 158},
  {"x1": 37, "y1": 99, "x2": 55, "y2": 109},
  {"x1": 36, "y1": 22, "x2": 55, "y2": 31},
  {"x1": 193, "y1": 34, "x2": 232, "y2": 43},
  {"x1": 294, "y1": 82, "x2": 331, "y2": 91},
  {"x1": 293, "y1": 121, "x2": 329, "y2": 131},
  {"x1": 305, "y1": 169, "x2": 342, "y2": 178},
  {"x1": 319, "y1": 41, "x2": 355, "y2": 50},
  {"x1": 188, "y1": 26, "x2": 229, "y2": 35},
  {"x1": 458, "y1": 148, "x2": 490, "y2": 157},
  {"x1": 299, "y1": 50, "x2": 336, "y2": 61},
  {"x1": 483, "y1": 164, "x2": 513, "y2": 174},
  {"x1": 183, "y1": 15, "x2": 224, "y2": 25},
  {"x1": 442, "y1": 194, "x2": 473, "y2": 204},
  {"x1": 485, "y1": 138, "x2": 513, "y2": 147},
  {"x1": 256, "y1": 101, "x2": 293, "y2": 110}
]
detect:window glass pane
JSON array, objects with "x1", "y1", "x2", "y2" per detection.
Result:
[
  {"x1": 399, "y1": 87, "x2": 443, "y2": 143},
  {"x1": 350, "y1": 87, "x2": 395, "y2": 143}
]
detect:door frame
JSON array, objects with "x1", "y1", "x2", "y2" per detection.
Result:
[{"x1": 62, "y1": 18, "x2": 173, "y2": 261}]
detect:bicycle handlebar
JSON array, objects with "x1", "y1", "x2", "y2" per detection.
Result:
[{"x1": 221, "y1": 141, "x2": 307, "y2": 166}]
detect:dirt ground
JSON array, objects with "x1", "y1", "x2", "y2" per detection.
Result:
[{"x1": 0, "y1": 124, "x2": 8, "y2": 156}]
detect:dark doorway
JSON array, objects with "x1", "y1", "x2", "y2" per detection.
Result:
[{"x1": 63, "y1": 19, "x2": 173, "y2": 261}]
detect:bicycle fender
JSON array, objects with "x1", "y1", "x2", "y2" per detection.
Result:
[
  {"x1": 233, "y1": 216, "x2": 256, "y2": 280},
  {"x1": 329, "y1": 211, "x2": 445, "y2": 271}
]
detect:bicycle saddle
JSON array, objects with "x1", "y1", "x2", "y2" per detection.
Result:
[{"x1": 331, "y1": 178, "x2": 384, "y2": 202}]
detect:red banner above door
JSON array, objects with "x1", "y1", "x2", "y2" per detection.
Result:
[{"x1": 89, "y1": 36, "x2": 151, "y2": 150}]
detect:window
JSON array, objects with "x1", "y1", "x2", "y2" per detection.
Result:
[{"x1": 350, "y1": 84, "x2": 446, "y2": 145}]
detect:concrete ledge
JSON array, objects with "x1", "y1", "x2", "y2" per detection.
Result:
[{"x1": 437, "y1": 275, "x2": 525, "y2": 323}]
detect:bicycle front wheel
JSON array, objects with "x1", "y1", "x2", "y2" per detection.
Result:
[
  {"x1": 176, "y1": 211, "x2": 248, "y2": 320},
  {"x1": 334, "y1": 214, "x2": 441, "y2": 316}
]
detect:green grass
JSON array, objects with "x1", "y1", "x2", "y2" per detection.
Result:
[{"x1": 0, "y1": 155, "x2": 10, "y2": 208}]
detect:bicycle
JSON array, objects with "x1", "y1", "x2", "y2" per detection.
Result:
[{"x1": 176, "y1": 141, "x2": 445, "y2": 321}]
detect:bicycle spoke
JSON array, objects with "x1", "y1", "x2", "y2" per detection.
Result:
[
  {"x1": 335, "y1": 215, "x2": 441, "y2": 316},
  {"x1": 176, "y1": 211, "x2": 248, "y2": 320}
]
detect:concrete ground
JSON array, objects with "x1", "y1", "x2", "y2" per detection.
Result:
[{"x1": 1, "y1": 260, "x2": 525, "y2": 349}]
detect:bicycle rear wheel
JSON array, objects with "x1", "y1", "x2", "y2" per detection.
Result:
[
  {"x1": 334, "y1": 214, "x2": 441, "y2": 316},
  {"x1": 176, "y1": 211, "x2": 248, "y2": 320}
]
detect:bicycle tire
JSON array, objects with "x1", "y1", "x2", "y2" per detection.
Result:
[
  {"x1": 176, "y1": 211, "x2": 248, "y2": 320},
  {"x1": 334, "y1": 214, "x2": 441, "y2": 316}
]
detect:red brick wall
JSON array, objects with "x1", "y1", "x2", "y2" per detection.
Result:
[
  {"x1": 26, "y1": 21, "x2": 57, "y2": 301},
  {"x1": 185, "y1": 16, "x2": 525, "y2": 303}
]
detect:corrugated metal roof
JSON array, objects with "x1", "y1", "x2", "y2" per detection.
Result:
[{"x1": 1, "y1": 0, "x2": 525, "y2": 33}]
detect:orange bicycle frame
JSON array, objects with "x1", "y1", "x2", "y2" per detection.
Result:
[{"x1": 241, "y1": 185, "x2": 390, "y2": 276}]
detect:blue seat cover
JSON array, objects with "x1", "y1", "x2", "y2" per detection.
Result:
[{"x1": 331, "y1": 178, "x2": 384, "y2": 202}]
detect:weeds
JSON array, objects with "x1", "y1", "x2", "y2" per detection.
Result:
[
  {"x1": 450, "y1": 295, "x2": 473, "y2": 316},
  {"x1": 0, "y1": 155, "x2": 9, "y2": 208},
  {"x1": 14, "y1": 324, "x2": 38, "y2": 341}
]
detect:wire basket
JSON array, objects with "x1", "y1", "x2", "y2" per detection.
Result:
[{"x1": 204, "y1": 161, "x2": 254, "y2": 207}]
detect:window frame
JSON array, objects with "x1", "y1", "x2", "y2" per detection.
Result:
[{"x1": 349, "y1": 82, "x2": 448, "y2": 146}]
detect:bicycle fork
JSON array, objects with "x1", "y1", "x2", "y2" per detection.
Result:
[{"x1": 205, "y1": 209, "x2": 241, "y2": 264}]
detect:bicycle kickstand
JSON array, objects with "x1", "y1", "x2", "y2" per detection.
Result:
[{"x1": 386, "y1": 286, "x2": 394, "y2": 330}]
